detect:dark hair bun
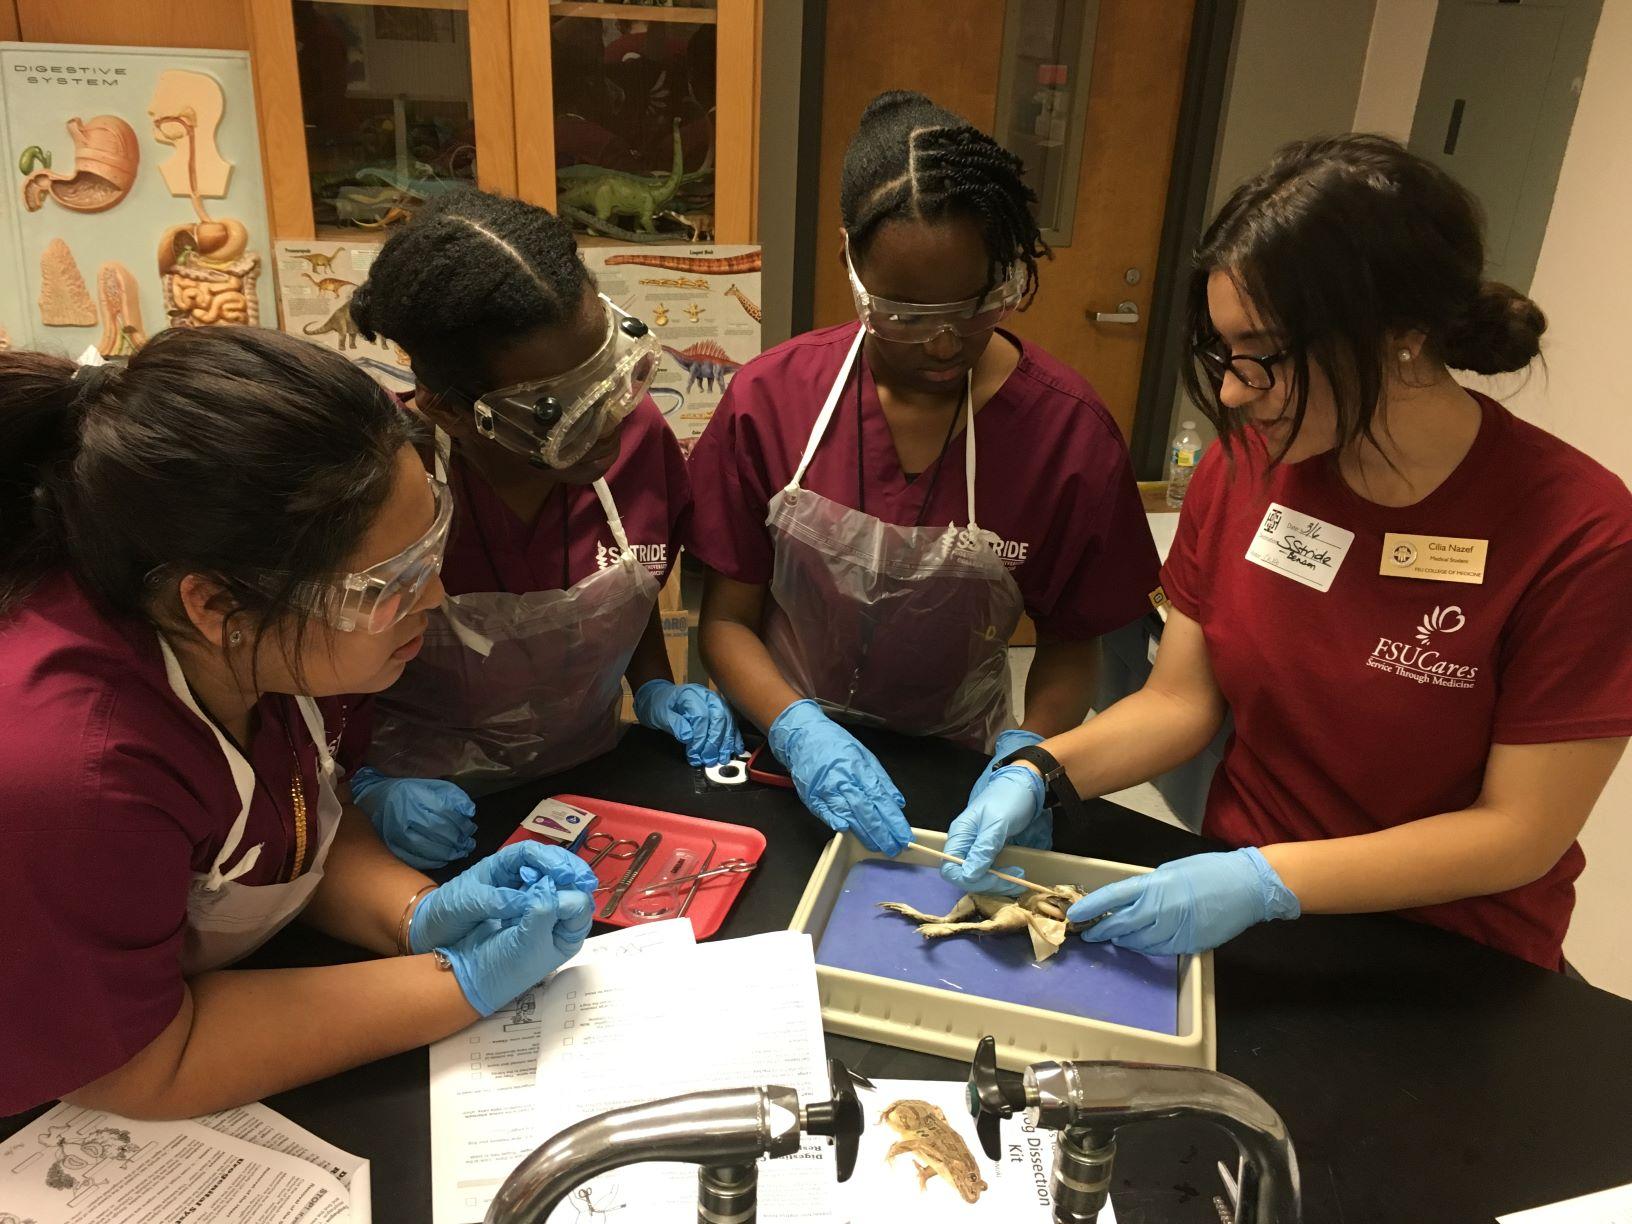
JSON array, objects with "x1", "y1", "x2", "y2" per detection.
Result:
[{"x1": 1441, "y1": 281, "x2": 1546, "y2": 375}]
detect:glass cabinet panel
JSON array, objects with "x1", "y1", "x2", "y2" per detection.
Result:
[
  {"x1": 292, "y1": 1, "x2": 480, "y2": 233},
  {"x1": 549, "y1": 2, "x2": 719, "y2": 243},
  {"x1": 993, "y1": 0, "x2": 1100, "y2": 246}
]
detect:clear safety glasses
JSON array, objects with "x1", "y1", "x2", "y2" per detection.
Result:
[
  {"x1": 844, "y1": 237, "x2": 1026, "y2": 344},
  {"x1": 284, "y1": 474, "x2": 453, "y2": 634},
  {"x1": 472, "y1": 296, "x2": 662, "y2": 469}
]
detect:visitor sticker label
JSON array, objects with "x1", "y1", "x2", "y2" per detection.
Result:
[{"x1": 1244, "y1": 502, "x2": 1355, "y2": 592}]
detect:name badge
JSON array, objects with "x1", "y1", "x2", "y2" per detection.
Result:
[
  {"x1": 1244, "y1": 502, "x2": 1355, "y2": 592},
  {"x1": 1379, "y1": 532, "x2": 1488, "y2": 584}
]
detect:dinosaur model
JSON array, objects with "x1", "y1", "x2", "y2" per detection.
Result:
[{"x1": 556, "y1": 121, "x2": 689, "y2": 236}]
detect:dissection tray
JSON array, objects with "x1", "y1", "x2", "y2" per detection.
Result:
[{"x1": 788, "y1": 829, "x2": 1216, "y2": 1072}]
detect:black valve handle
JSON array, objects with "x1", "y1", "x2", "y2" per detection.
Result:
[
  {"x1": 802, "y1": 1058, "x2": 864, "y2": 1182},
  {"x1": 966, "y1": 1036, "x2": 1029, "y2": 1160}
]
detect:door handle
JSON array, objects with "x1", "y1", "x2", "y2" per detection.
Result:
[{"x1": 1090, "y1": 300, "x2": 1140, "y2": 324}]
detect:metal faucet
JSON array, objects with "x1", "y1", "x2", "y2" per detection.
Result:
[
  {"x1": 485, "y1": 1058, "x2": 863, "y2": 1224},
  {"x1": 967, "y1": 1036, "x2": 1301, "y2": 1224}
]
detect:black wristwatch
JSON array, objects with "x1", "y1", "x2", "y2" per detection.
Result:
[{"x1": 997, "y1": 744, "x2": 1086, "y2": 823}]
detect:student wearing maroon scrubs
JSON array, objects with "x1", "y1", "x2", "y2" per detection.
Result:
[
  {"x1": 0, "y1": 329, "x2": 600, "y2": 1118},
  {"x1": 945, "y1": 135, "x2": 1632, "y2": 971},
  {"x1": 347, "y1": 191, "x2": 741, "y2": 868},
  {"x1": 690, "y1": 92, "x2": 1158, "y2": 855}
]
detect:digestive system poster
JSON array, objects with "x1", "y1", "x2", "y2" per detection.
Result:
[
  {"x1": 274, "y1": 239, "x2": 416, "y2": 393},
  {"x1": 578, "y1": 244, "x2": 763, "y2": 454},
  {"x1": 0, "y1": 44, "x2": 271, "y2": 355}
]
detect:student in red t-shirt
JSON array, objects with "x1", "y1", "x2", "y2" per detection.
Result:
[
  {"x1": 943, "y1": 135, "x2": 1632, "y2": 971},
  {"x1": 346, "y1": 192, "x2": 741, "y2": 868},
  {"x1": 690, "y1": 92, "x2": 1158, "y2": 856},
  {"x1": 0, "y1": 329, "x2": 599, "y2": 1118}
]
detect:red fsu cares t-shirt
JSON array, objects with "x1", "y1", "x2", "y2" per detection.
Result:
[{"x1": 1162, "y1": 392, "x2": 1632, "y2": 969}]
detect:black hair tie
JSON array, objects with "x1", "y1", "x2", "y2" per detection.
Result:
[{"x1": 70, "y1": 360, "x2": 119, "y2": 406}]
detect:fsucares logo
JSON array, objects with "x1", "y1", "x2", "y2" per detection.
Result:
[
  {"x1": 1415, "y1": 605, "x2": 1466, "y2": 645},
  {"x1": 1368, "y1": 605, "x2": 1477, "y2": 690}
]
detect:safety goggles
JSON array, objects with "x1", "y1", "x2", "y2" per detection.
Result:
[
  {"x1": 283, "y1": 473, "x2": 453, "y2": 634},
  {"x1": 470, "y1": 296, "x2": 661, "y2": 469},
  {"x1": 844, "y1": 237, "x2": 1025, "y2": 344}
]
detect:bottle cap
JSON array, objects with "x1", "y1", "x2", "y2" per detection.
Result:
[{"x1": 1181, "y1": 420, "x2": 1196, "y2": 430}]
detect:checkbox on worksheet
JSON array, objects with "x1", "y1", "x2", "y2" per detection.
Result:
[
  {"x1": 562, "y1": 1036, "x2": 574, "y2": 1047},
  {"x1": 565, "y1": 1003, "x2": 575, "y2": 1012},
  {"x1": 567, "y1": 990, "x2": 578, "y2": 999},
  {"x1": 564, "y1": 1019, "x2": 574, "y2": 1029}
]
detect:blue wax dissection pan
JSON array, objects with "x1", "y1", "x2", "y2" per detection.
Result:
[{"x1": 814, "y1": 859, "x2": 1180, "y2": 1035}]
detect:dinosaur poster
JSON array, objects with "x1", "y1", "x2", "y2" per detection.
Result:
[
  {"x1": 274, "y1": 239, "x2": 414, "y2": 393},
  {"x1": 579, "y1": 244, "x2": 763, "y2": 453},
  {"x1": 0, "y1": 43, "x2": 269, "y2": 353}
]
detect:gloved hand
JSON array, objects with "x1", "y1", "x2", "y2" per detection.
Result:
[
  {"x1": 437, "y1": 855, "x2": 603, "y2": 1018},
  {"x1": 634, "y1": 679, "x2": 746, "y2": 767},
  {"x1": 940, "y1": 764, "x2": 1049, "y2": 895},
  {"x1": 350, "y1": 765, "x2": 476, "y2": 870},
  {"x1": 408, "y1": 842, "x2": 598, "y2": 954},
  {"x1": 1068, "y1": 848, "x2": 1301, "y2": 956},
  {"x1": 969, "y1": 728, "x2": 1045, "y2": 803},
  {"x1": 768, "y1": 699, "x2": 911, "y2": 856}
]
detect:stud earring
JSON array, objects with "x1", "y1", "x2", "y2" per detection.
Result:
[
  {"x1": 228, "y1": 630, "x2": 243, "y2": 646},
  {"x1": 1399, "y1": 349, "x2": 1412, "y2": 362}
]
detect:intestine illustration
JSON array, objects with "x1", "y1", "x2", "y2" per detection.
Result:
[{"x1": 152, "y1": 109, "x2": 260, "y2": 327}]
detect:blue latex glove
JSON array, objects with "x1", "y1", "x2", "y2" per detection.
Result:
[
  {"x1": 940, "y1": 764, "x2": 1050, "y2": 894},
  {"x1": 350, "y1": 765, "x2": 476, "y2": 870},
  {"x1": 768, "y1": 699, "x2": 910, "y2": 856},
  {"x1": 634, "y1": 679, "x2": 746, "y2": 767},
  {"x1": 408, "y1": 842, "x2": 597, "y2": 955},
  {"x1": 437, "y1": 853, "x2": 601, "y2": 1016},
  {"x1": 1068, "y1": 848, "x2": 1301, "y2": 956},
  {"x1": 969, "y1": 728, "x2": 1045, "y2": 803}
]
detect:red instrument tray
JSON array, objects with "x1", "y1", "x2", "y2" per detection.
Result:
[{"x1": 501, "y1": 795, "x2": 765, "y2": 940}]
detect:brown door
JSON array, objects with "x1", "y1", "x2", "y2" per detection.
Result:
[{"x1": 813, "y1": 0, "x2": 1195, "y2": 441}]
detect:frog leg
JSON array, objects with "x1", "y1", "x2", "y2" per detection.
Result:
[{"x1": 878, "y1": 896, "x2": 979, "y2": 926}]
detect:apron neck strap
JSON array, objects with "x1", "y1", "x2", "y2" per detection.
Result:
[
  {"x1": 432, "y1": 426, "x2": 452, "y2": 485},
  {"x1": 157, "y1": 634, "x2": 262, "y2": 888},
  {"x1": 591, "y1": 478, "x2": 634, "y2": 558},
  {"x1": 961, "y1": 371, "x2": 979, "y2": 534},
  {"x1": 787, "y1": 326, "x2": 868, "y2": 492}
]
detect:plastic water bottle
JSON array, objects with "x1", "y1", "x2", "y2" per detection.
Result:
[{"x1": 1165, "y1": 421, "x2": 1205, "y2": 509}]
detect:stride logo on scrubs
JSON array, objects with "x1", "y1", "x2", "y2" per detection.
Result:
[
  {"x1": 1366, "y1": 604, "x2": 1479, "y2": 690},
  {"x1": 985, "y1": 535, "x2": 1030, "y2": 569},
  {"x1": 595, "y1": 539, "x2": 669, "y2": 577}
]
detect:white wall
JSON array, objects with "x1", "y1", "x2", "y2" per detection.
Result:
[
  {"x1": 1476, "y1": 0, "x2": 1632, "y2": 997},
  {"x1": 1351, "y1": 0, "x2": 1437, "y2": 139},
  {"x1": 1169, "y1": 0, "x2": 1380, "y2": 444}
]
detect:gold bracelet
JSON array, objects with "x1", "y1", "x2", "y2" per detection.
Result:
[{"x1": 398, "y1": 883, "x2": 438, "y2": 956}]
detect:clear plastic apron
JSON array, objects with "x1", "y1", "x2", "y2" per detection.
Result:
[
  {"x1": 161, "y1": 636, "x2": 344, "y2": 976},
  {"x1": 369, "y1": 441, "x2": 658, "y2": 789},
  {"x1": 763, "y1": 326, "x2": 1024, "y2": 752}
]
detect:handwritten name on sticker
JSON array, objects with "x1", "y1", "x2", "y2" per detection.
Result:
[{"x1": 1245, "y1": 502, "x2": 1355, "y2": 593}]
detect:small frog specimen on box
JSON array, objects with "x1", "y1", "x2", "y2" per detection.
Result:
[
  {"x1": 879, "y1": 885, "x2": 1086, "y2": 963},
  {"x1": 880, "y1": 1099, "x2": 988, "y2": 1203}
]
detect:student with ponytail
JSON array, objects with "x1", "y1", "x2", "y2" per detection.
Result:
[
  {"x1": 0, "y1": 329, "x2": 599, "y2": 1118},
  {"x1": 689, "y1": 91, "x2": 1158, "y2": 854},
  {"x1": 944, "y1": 135, "x2": 1632, "y2": 972}
]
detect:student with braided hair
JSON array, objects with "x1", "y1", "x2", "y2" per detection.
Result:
[
  {"x1": 346, "y1": 190, "x2": 741, "y2": 867},
  {"x1": 689, "y1": 91, "x2": 1157, "y2": 855}
]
